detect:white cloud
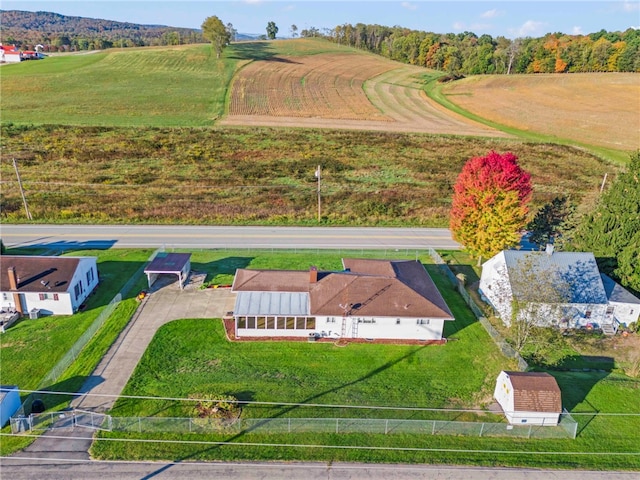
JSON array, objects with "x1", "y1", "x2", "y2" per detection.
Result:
[
  {"x1": 401, "y1": 2, "x2": 418, "y2": 11},
  {"x1": 480, "y1": 9, "x2": 501, "y2": 19},
  {"x1": 452, "y1": 21, "x2": 465, "y2": 31},
  {"x1": 511, "y1": 20, "x2": 547, "y2": 37},
  {"x1": 244, "y1": 0, "x2": 263, "y2": 5},
  {"x1": 282, "y1": 4, "x2": 295, "y2": 12},
  {"x1": 571, "y1": 26, "x2": 584, "y2": 35},
  {"x1": 623, "y1": 1, "x2": 640, "y2": 13}
]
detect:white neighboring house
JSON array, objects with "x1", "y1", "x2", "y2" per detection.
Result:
[
  {"x1": 478, "y1": 248, "x2": 619, "y2": 334},
  {"x1": 600, "y1": 273, "x2": 640, "y2": 327},
  {"x1": 231, "y1": 258, "x2": 455, "y2": 341},
  {"x1": 1, "y1": 256, "x2": 99, "y2": 316},
  {"x1": 494, "y1": 371, "x2": 562, "y2": 426}
]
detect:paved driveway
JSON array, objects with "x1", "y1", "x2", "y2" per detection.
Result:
[{"x1": 71, "y1": 273, "x2": 236, "y2": 412}]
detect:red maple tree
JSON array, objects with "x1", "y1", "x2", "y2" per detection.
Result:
[{"x1": 450, "y1": 151, "x2": 532, "y2": 263}]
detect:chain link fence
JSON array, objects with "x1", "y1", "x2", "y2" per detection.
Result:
[
  {"x1": 16, "y1": 248, "x2": 164, "y2": 416},
  {"x1": 426, "y1": 248, "x2": 528, "y2": 371},
  {"x1": 16, "y1": 412, "x2": 575, "y2": 439}
]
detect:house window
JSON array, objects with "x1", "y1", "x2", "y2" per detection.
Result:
[
  {"x1": 396, "y1": 319, "x2": 401, "y2": 325},
  {"x1": 416, "y1": 319, "x2": 430, "y2": 325},
  {"x1": 238, "y1": 317, "x2": 247, "y2": 328},
  {"x1": 267, "y1": 317, "x2": 275, "y2": 329},
  {"x1": 74, "y1": 283, "x2": 81, "y2": 300},
  {"x1": 585, "y1": 311, "x2": 592, "y2": 319},
  {"x1": 2, "y1": 293, "x2": 7, "y2": 301},
  {"x1": 86, "y1": 267, "x2": 95, "y2": 285},
  {"x1": 246, "y1": 316, "x2": 256, "y2": 329},
  {"x1": 306, "y1": 317, "x2": 316, "y2": 329},
  {"x1": 257, "y1": 316, "x2": 266, "y2": 329},
  {"x1": 277, "y1": 317, "x2": 286, "y2": 329},
  {"x1": 286, "y1": 317, "x2": 295, "y2": 329},
  {"x1": 53, "y1": 293, "x2": 59, "y2": 301},
  {"x1": 606, "y1": 307, "x2": 614, "y2": 314},
  {"x1": 295, "y1": 318, "x2": 306, "y2": 329},
  {"x1": 39, "y1": 293, "x2": 45, "y2": 301}
]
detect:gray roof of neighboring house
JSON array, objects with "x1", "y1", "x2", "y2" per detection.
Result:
[
  {"x1": 600, "y1": 274, "x2": 640, "y2": 305},
  {"x1": 232, "y1": 259, "x2": 454, "y2": 320},
  {"x1": 0, "y1": 255, "x2": 93, "y2": 294},
  {"x1": 502, "y1": 250, "x2": 607, "y2": 304},
  {"x1": 504, "y1": 371, "x2": 562, "y2": 413}
]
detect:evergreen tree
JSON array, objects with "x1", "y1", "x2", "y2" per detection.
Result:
[
  {"x1": 573, "y1": 151, "x2": 640, "y2": 293},
  {"x1": 450, "y1": 151, "x2": 532, "y2": 264}
]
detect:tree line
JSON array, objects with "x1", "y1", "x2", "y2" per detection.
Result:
[
  {"x1": 0, "y1": 10, "x2": 204, "y2": 52},
  {"x1": 317, "y1": 23, "x2": 640, "y2": 74}
]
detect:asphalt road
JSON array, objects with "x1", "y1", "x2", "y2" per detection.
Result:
[
  {"x1": 1, "y1": 458, "x2": 636, "y2": 480},
  {"x1": 1, "y1": 224, "x2": 460, "y2": 251}
]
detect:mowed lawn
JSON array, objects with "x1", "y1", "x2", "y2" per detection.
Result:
[{"x1": 92, "y1": 253, "x2": 640, "y2": 469}]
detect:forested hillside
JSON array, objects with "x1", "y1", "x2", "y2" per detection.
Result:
[
  {"x1": 0, "y1": 10, "x2": 204, "y2": 50},
  {"x1": 319, "y1": 23, "x2": 640, "y2": 74}
]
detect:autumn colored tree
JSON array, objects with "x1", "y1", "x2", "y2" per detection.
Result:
[{"x1": 450, "y1": 151, "x2": 532, "y2": 264}]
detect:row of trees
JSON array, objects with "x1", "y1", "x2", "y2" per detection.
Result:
[{"x1": 317, "y1": 23, "x2": 640, "y2": 74}]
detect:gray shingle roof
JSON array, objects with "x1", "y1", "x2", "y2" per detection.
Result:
[
  {"x1": 503, "y1": 250, "x2": 607, "y2": 304},
  {"x1": 600, "y1": 274, "x2": 640, "y2": 305}
]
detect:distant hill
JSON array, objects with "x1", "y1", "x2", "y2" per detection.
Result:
[{"x1": 0, "y1": 10, "x2": 205, "y2": 50}]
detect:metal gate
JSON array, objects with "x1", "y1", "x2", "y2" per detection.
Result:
[{"x1": 73, "y1": 409, "x2": 113, "y2": 431}]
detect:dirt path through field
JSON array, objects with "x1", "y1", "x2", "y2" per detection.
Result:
[{"x1": 219, "y1": 54, "x2": 509, "y2": 137}]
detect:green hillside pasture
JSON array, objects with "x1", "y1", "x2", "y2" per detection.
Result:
[
  {"x1": 0, "y1": 45, "x2": 239, "y2": 126},
  {"x1": 0, "y1": 39, "x2": 358, "y2": 128},
  {"x1": 0, "y1": 125, "x2": 619, "y2": 226}
]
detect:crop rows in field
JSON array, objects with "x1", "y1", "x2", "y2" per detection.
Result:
[
  {"x1": 228, "y1": 53, "x2": 394, "y2": 120},
  {"x1": 223, "y1": 53, "x2": 508, "y2": 138}
]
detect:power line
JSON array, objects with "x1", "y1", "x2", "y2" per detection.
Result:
[{"x1": 16, "y1": 389, "x2": 640, "y2": 416}]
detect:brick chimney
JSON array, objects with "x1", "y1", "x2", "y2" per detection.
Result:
[
  {"x1": 7, "y1": 266, "x2": 18, "y2": 290},
  {"x1": 309, "y1": 266, "x2": 318, "y2": 283}
]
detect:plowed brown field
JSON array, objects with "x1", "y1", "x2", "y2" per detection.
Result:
[
  {"x1": 440, "y1": 73, "x2": 640, "y2": 151},
  {"x1": 221, "y1": 53, "x2": 509, "y2": 137}
]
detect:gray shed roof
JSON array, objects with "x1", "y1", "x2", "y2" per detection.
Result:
[{"x1": 144, "y1": 253, "x2": 191, "y2": 274}]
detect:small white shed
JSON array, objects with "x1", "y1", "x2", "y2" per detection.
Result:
[
  {"x1": 0, "y1": 385, "x2": 21, "y2": 427},
  {"x1": 494, "y1": 371, "x2": 562, "y2": 426}
]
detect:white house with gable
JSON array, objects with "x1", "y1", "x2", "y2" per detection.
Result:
[
  {"x1": 479, "y1": 248, "x2": 621, "y2": 334},
  {"x1": 1, "y1": 255, "x2": 99, "y2": 317}
]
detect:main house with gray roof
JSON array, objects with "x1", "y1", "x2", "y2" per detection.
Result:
[
  {"x1": 479, "y1": 248, "x2": 638, "y2": 334},
  {"x1": 231, "y1": 258, "x2": 454, "y2": 341},
  {"x1": 1, "y1": 255, "x2": 99, "y2": 317}
]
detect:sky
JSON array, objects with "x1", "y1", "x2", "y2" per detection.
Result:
[{"x1": 3, "y1": 1, "x2": 639, "y2": 39}]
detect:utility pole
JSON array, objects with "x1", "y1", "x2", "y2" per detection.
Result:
[
  {"x1": 600, "y1": 173, "x2": 608, "y2": 193},
  {"x1": 315, "y1": 164, "x2": 321, "y2": 222},
  {"x1": 13, "y1": 158, "x2": 33, "y2": 220}
]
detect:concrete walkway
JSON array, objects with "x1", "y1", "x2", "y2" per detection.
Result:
[
  {"x1": 11, "y1": 274, "x2": 236, "y2": 459},
  {"x1": 71, "y1": 274, "x2": 236, "y2": 412}
]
